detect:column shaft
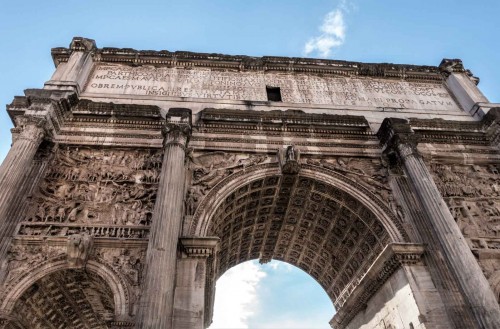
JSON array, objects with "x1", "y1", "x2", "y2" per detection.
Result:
[
  {"x1": 135, "y1": 110, "x2": 191, "y2": 329},
  {"x1": 397, "y1": 141, "x2": 500, "y2": 328},
  {"x1": 0, "y1": 118, "x2": 46, "y2": 282}
]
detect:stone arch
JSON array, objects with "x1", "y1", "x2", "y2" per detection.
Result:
[
  {"x1": 0, "y1": 258, "x2": 131, "y2": 321},
  {"x1": 189, "y1": 162, "x2": 408, "y2": 311},
  {"x1": 190, "y1": 162, "x2": 406, "y2": 242}
]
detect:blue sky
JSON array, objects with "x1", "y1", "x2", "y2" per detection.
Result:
[{"x1": 0, "y1": 1, "x2": 499, "y2": 327}]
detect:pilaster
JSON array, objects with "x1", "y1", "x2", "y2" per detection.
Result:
[
  {"x1": 439, "y1": 59, "x2": 490, "y2": 119},
  {"x1": 378, "y1": 118, "x2": 500, "y2": 328},
  {"x1": 134, "y1": 108, "x2": 192, "y2": 329},
  {"x1": 173, "y1": 237, "x2": 219, "y2": 329},
  {"x1": 45, "y1": 37, "x2": 96, "y2": 94}
]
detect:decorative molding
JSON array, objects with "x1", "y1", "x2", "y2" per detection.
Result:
[
  {"x1": 179, "y1": 237, "x2": 219, "y2": 258},
  {"x1": 52, "y1": 40, "x2": 448, "y2": 83}
]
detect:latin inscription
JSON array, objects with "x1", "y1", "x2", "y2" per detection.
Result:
[{"x1": 85, "y1": 64, "x2": 458, "y2": 110}]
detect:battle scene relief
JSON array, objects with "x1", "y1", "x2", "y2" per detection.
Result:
[
  {"x1": 17, "y1": 146, "x2": 163, "y2": 239},
  {"x1": 429, "y1": 163, "x2": 500, "y2": 241}
]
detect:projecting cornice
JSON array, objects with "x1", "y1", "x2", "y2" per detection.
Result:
[{"x1": 51, "y1": 37, "x2": 449, "y2": 83}]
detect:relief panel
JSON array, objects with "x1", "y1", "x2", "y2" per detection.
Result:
[{"x1": 17, "y1": 146, "x2": 163, "y2": 239}]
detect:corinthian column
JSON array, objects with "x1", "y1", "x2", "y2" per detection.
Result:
[
  {"x1": 0, "y1": 115, "x2": 47, "y2": 281},
  {"x1": 378, "y1": 118, "x2": 500, "y2": 328},
  {"x1": 135, "y1": 108, "x2": 192, "y2": 329}
]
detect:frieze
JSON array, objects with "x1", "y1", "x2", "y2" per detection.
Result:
[{"x1": 17, "y1": 223, "x2": 150, "y2": 239}]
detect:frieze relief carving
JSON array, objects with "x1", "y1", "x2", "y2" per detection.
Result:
[
  {"x1": 429, "y1": 163, "x2": 500, "y2": 239},
  {"x1": 186, "y1": 152, "x2": 271, "y2": 215},
  {"x1": 17, "y1": 146, "x2": 163, "y2": 238}
]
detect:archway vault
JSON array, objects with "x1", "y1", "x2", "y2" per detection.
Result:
[
  {"x1": 1, "y1": 259, "x2": 131, "y2": 327},
  {"x1": 190, "y1": 163, "x2": 406, "y2": 309}
]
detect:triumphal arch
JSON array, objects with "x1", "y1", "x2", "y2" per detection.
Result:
[{"x1": 0, "y1": 37, "x2": 499, "y2": 328}]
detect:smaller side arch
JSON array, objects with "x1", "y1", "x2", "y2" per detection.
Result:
[{"x1": 0, "y1": 258, "x2": 131, "y2": 320}]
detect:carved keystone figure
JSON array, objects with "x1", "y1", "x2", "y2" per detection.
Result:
[{"x1": 67, "y1": 232, "x2": 94, "y2": 268}]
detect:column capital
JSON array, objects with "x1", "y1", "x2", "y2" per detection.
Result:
[
  {"x1": 11, "y1": 116, "x2": 49, "y2": 144},
  {"x1": 162, "y1": 108, "x2": 192, "y2": 149},
  {"x1": 377, "y1": 118, "x2": 420, "y2": 165},
  {"x1": 180, "y1": 237, "x2": 219, "y2": 258}
]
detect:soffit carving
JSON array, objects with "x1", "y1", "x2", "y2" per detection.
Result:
[
  {"x1": 8, "y1": 269, "x2": 114, "y2": 329},
  {"x1": 207, "y1": 174, "x2": 391, "y2": 309}
]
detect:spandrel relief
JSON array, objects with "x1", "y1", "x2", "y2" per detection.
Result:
[
  {"x1": 186, "y1": 152, "x2": 271, "y2": 215},
  {"x1": 18, "y1": 146, "x2": 162, "y2": 237},
  {"x1": 95, "y1": 247, "x2": 146, "y2": 286},
  {"x1": 5, "y1": 245, "x2": 64, "y2": 283},
  {"x1": 306, "y1": 157, "x2": 391, "y2": 200},
  {"x1": 430, "y1": 164, "x2": 500, "y2": 239}
]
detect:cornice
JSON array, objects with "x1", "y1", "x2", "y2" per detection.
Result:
[
  {"x1": 197, "y1": 108, "x2": 375, "y2": 139},
  {"x1": 51, "y1": 38, "x2": 447, "y2": 82}
]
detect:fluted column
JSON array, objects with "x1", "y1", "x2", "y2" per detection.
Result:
[
  {"x1": 135, "y1": 108, "x2": 192, "y2": 329},
  {"x1": 0, "y1": 116, "x2": 47, "y2": 281},
  {"x1": 379, "y1": 118, "x2": 500, "y2": 328}
]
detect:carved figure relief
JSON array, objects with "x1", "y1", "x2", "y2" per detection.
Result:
[
  {"x1": 5, "y1": 245, "x2": 64, "y2": 283},
  {"x1": 306, "y1": 157, "x2": 391, "y2": 202},
  {"x1": 95, "y1": 247, "x2": 146, "y2": 286},
  {"x1": 186, "y1": 152, "x2": 270, "y2": 215},
  {"x1": 18, "y1": 146, "x2": 162, "y2": 238},
  {"x1": 430, "y1": 164, "x2": 500, "y2": 239}
]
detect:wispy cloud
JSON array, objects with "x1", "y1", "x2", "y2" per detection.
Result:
[
  {"x1": 304, "y1": 1, "x2": 352, "y2": 58},
  {"x1": 208, "y1": 261, "x2": 266, "y2": 329}
]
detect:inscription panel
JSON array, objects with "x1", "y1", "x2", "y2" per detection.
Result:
[{"x1": 84, "y1": 64, "x2": 460, "y2": 111}]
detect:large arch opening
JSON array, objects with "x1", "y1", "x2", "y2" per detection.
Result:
[
  {"x1": 209, "y1": 259, "x2": 334, "y2": 328},
  {"x1": 205, "y1": 172, "x2": 394, "y2": 314},
  {"x1": 3, "y1": 268, "x2": 118, "y2": 329}
]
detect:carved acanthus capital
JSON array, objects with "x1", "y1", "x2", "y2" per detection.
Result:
[
  {"x1": 11, "y1": 116, "x2": 49, "y2": 144},
  {"x1": 162, "y1": 108, "x2": 192, "y2": 149},
  {"x1": 180, "y1": 237, "x2": 219, "y2": 258},
  {"x1": 377, "y1": 118, "x2": 420, "y2": 167}
]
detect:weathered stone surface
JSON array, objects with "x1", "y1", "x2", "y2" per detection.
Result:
[{"x1": 0, "y1": 37, "x2": 499, "y2": 329}]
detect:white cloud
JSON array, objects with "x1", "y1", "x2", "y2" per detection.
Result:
[
  {"x1": 304, "y1": 2, "x2": 350, "y2": 58},
  {"x1": 208, "y1": 261, "x2": 266, "y2": 329}
]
